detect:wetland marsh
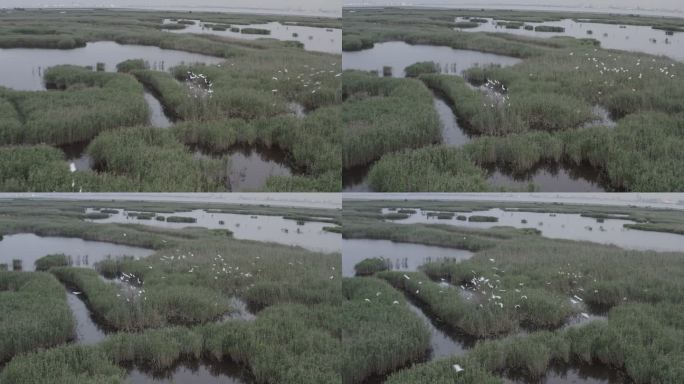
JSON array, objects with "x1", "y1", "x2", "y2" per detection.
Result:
[
  {"x1": 0, "y1": 197, "x2": 341, "y2": 384},
  {"x1": 341, "y1": 197, "x2": 684, "y2": 384},
  {"x1": 342, "y1": 7, "x2": 684, "y2": 192},
  {"x1": 0, "y1": 9, "x2": 341, "y2": 192}
]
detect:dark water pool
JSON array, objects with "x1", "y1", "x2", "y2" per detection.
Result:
[
  {"x1": 192, "y1": 144, "x2": 294, "y2": 192},
  {"x1": 126, "y1": 358, "x2": 253, "y2": 384}
]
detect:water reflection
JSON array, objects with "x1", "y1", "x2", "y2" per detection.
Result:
[
  {"x1": 342, "y1": 238, "x2": 473, "y2": 277},
  {"x1": 503, "y1": 361, "x2": 627, "y2": 384},
  {"x1": 126, "y1": 358, "x2": 253, "y2": 384},
  {"x1": 486, "y1": 161, "x2": 606, "y2": 192},
  {"x1": 226, "y1": 145, "x2": 294, "y2": 192},
  {"x1": 85, "y1": 208, "x2": 340, "y2": 254},
  {"x1": 192, "y1": 145, "x2": 294, "y2": 192},
  {"x1": 342, "y1": 41, "x2": 522, "y2": 77},
  {"x1": 382, "y1": 208, "x2": 684, "y2": 253},
  {"x1": 0, "y1": 233, "x2": 155, "y2": 271},
  {"x1": 163, "y1": 19, "x2": 341, "y2": 54},
  {"x1": 0, "y1": 41, "x2": 224, "y2": 91},
  {"x1": 455, "y1": 17, "x2": 684, "y2": 62}
]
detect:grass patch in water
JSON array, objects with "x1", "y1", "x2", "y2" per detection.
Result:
[
  {"x1": 0, "y1": 65, "x2": 148, "y2": 146},
  {"x1": 354, "y1": 258, "x2": 391, "y2": 276},
  {"x1": 241, "y1": 28, "x2": 271, "y2": 35},
  {"x1": 165, "y1": 216, "x2": 197, "y2": 223},
  {"x1": 468, "y1": 215, "x2": 498, "y2": 222},
  {"x1": 34, "y1": 254, "x2": 69, "y2": 271}
]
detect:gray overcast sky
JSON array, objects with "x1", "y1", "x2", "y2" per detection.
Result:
[
  {"x1": 344, "y1": 1, "x2": 684, "y2": 15},
  {"x1": 0, "y1": 1, "x2": 341, "y2": 17}
]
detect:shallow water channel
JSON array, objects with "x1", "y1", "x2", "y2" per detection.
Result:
[
  {"x1": 0, "y1": 233, "x2": 155, "y2": 271},
  {"x1": 85, "y1": 208, "x2": 341, "y2": 254},
  {"x1": 383, "y1": 208, "x2": 684, "y2": 253},
  {"x1": 65, "y1": 289, "x2": 108, "y2": 345},
  {"x1": 455, "y1": 17, "x2": 684, "y2": 62},
  {"x1": 163, "y1": 19, "x2": 341, "y2": 54}
]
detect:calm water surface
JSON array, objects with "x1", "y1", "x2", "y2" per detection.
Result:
[
  {"x1": 342, "y1": 41, "x2": 522, "y2": 77},
  {"x1": 456, "y1": 17, "x2": 684, "y2": 62},
  {"x1": 0, "y1": 233, "x2": 155, "y2": 271},
  {"x1": 383, "y1": 208, "x2": 684, "y2": 253},
  {"x1": 86, "y1": 208, "x2": 340, "y2": 253},
  {"x1": 163, "y1": 19, "x2": 341, "y2": 54},
  {"x1": 0, "y1": 41, "x2": 224, "y2": 91},
  {"x1": 342, "y1": 238, "x2": 473, "y2": 277}
]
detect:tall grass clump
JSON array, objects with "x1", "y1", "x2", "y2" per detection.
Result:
[
  {"x1": 0, "y1": 272, "x2": 74, "y2": 362},
  {"x1": 34, "y1": 254, "x2": 70, "y2": 271},
  {"x1": 354, "y1": 258, "x2": 391, "y2": 276},
  {"x1": 1, "y1": 66, "x2": 148, "y2": 145},
  {"x1": 0, "y1": 344, "x2": 123, "y2": 383},
  {"x1": 377, "y1": 271, "x2": 518, "y2": 337},
  {"x1": 51, "y1": 267, "x2": 230, "y2": 330},
  {"x1": 367, "y1": 146, "x2": 490, "y2": 192},
  {"x1": 342, "y1": 277, "x2": 430, "y2": 383},
  {"x1": 405, "y1": 61, "x2": 441, "y2": 78},
  {"x1": 87, "y1": 126, "x2": 229, "y2": 191},
  {"x1": 343, "y1": 70, "x2": 440, "y2": 168}
]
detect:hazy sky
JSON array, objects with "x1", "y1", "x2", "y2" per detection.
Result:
[
  {"x1": 346, "y1": 193, "x2": 684, "y2": 209},
  {"x1": 0, "y1": 193, "x2": 341, "y2": 209},
  {"x1": 344, "y1": 0, "x2": 684, "y2": 15},
  {"x1": 0, "y1": 0, "x2": 341, "y2": 17}
]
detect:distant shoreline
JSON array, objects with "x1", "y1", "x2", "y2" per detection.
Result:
[
  {"x1": 343, "y1": 4, "x2": 683, "y2": 18},
  {"x1": 0, "y1": 6, "x2": 341, "y2": 18}
]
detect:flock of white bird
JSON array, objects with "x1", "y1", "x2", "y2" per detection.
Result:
[
  {"x1": 269, "y1": 61, "x2": 341, "y2": 97},
  {"x1": 186, "y1": 70, "x2": 214, "y2": 99}
]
